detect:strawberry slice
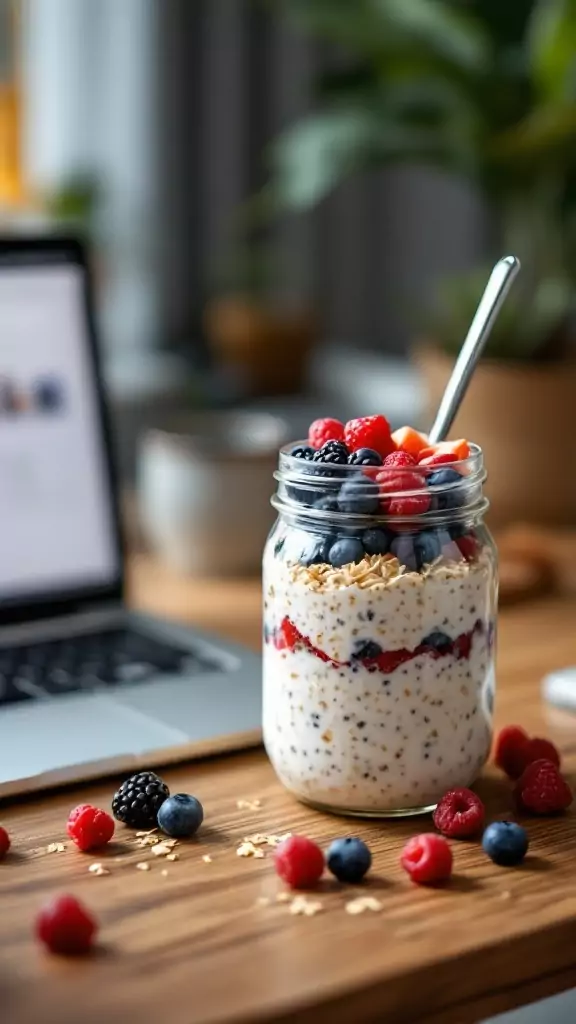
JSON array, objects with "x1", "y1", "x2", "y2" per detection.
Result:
[{"x1": 417, "y1": 439, "x2": 471, "y2": 463}]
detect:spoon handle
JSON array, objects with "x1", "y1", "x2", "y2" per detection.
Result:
[{"x1": 428, "y1": 255, "x2": 521, "y2": 444}]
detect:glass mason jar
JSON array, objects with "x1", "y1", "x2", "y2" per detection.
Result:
[{"x1": 262, "y1": 443, "x2": 497, "y2": 817}]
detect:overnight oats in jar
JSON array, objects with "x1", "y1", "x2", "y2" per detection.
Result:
[{"x1": 262, "y1": 416, "x2": 497, "y2": 816}]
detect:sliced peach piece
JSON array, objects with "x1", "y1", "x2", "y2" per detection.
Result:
[{"x1": 391, "y1": 426, "x2": 429, "y2": 458}]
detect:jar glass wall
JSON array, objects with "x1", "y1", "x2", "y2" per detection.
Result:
[{"x1": 262, "y1": 444, "x2": 497, "y2": 817}]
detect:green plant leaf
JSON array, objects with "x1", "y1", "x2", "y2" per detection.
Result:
[
  {"x1": 373, "y1": 0, "x2": 488, "y2": 72},
  {"x1": 528, "y1": 0, "x2": 576, "y2": 101},
  {"x1": 268, "y1": 101, "x2": 479, "y2": 211}
]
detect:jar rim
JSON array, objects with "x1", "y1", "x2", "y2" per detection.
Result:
[{"x1": 273, "y1": 441, "x2": 488, "y2": 529}]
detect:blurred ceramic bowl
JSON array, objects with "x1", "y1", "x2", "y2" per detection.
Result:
[{"x1": 138, "y1": 411, "x2": 288, "y2": 576}]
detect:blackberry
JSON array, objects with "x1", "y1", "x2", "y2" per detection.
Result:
[
  {"x1": 290, "y1": 444, "x2": 315, "y2": 461},
  {"x1": 313, "y1": 440, "x2": 349, "y2": 465},
  {"x1": 348, "y1": 447, "x2": 382, "y2": 467},
  {"x1": 111, "y1": 770, "x2": 170, "y2": 829}
]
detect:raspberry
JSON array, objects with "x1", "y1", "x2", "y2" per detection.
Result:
[
  {"x1": 0, "y1": 826, "x2": 10, "y2": 859},
  {"x1": 400, "y1": 833, "x2": 453, "y2": 885},
  {"x1": 67, "y1": 804, "x2": 115, "y2": 852},
  {"x1": 523, "y1": 737, "x2": 561, "y2": 771},
  {"x1": 433, "y1": 788, "x2": 485, "y2": 839},
  {"x1": 515, "y1": 759, "x2": 572, "y2": 815},
  {"x1": 383, "y1": 450, "x2": 416, "y2": 469},
  {"x1": 386, "y1": 492, "x2": 431, "y2": 517},
  {"x1": 308, "y1": 418, "x2": 344, "y2": 450},
  {"x1": 344, "y1": 415, "x2": 395, "y2": 459},
  {"x1": 274, "y1": 834, "x2": 324, "y2": 889},
  {"x1": 36, "y1": 894, "x2": 97, "y2": 955},
  {"x1": 494, "y1": 725, "x2": 530, "y2": 779},
  {"x1": 376, "y1": 453, "x2": 429, "y2": 517}
]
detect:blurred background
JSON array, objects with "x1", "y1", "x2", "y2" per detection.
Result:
[{"x1": 1, "y1": 0, "x2": 576, "y2": 585}]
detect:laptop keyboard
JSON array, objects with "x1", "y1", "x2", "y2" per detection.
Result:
[{"x1": 0, "y1": 628, "x2": 219, "y2": 704}]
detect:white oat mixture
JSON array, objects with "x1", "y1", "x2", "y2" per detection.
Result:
[{"x1": 263, "y1": 549, "x2": 496, "y2": 814}]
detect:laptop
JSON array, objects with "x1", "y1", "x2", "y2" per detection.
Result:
[{"x1": 0, "y1": 237, "x2": 262, "y2": 798}]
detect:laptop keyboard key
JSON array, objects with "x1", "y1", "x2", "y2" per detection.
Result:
[{"x1": 0, "y1": 626, "x2": 219, "y2": 704}]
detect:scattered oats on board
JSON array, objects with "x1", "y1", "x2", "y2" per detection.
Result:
[
  {"x1": 255, "y1": 896, "x2": 271, "y2": 907},
  {"x1": 166, "y1": 853, "x2": 178, "y2": 862},
  {"x1": 244, "y1": 832, "x2": 292, "y2": 849},
  {"x1": 236, "y1": 798, "x2": 261, "y2": 811},
  {"x1": 202, "y1": 854, "x2": 212, "y2": 864},
  {"x1": 289, "y1": 896, "x2": 323, "y2": 917},
  {"x1": 276, "y1": 891, "x2": 290, "y2": 903},
  {"x1": 136, "y1": 828, "x2": 158, "y2": 837},
  {"x1": 161, "y1": 869, "x2": 169, "y2": 878},
  {"x1": 151, "y1": 840, "x2": 178, "y2": 857},
  {"x1": 345, "y1": 896, "x2": 382, "y2": 915},
  {"x1": 46, "y1": 842, "x2": 66, "y2": 854},
  {"x1": 88, "y1": 863, "x2": 110, "y2": 877},
  {"x1": 136, "y1": 861, "x2": 150, "y2": 872},
  {"x1": 237, "y1": 841, "x2": 265, "y2": 859}
]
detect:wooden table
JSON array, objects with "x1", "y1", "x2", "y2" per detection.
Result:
[{"x1": 2, "y1": 558, "x2": 576, "y2": 1024}]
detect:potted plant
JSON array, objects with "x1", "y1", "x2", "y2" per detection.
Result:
[
  {"x1": 262, "y1": 0, "x2": 576, "y2": 526},
  {"x1": 203, "y1": 238, "x2": 317, "y2": 398}
]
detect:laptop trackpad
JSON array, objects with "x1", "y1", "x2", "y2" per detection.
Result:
[{"x1": 0, "y1": 695, "x2": 187, "y2": 783}]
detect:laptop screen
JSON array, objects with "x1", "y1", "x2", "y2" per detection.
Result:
[{"x1": 0, "y1": 254, "x2": 120, "y2": 605}]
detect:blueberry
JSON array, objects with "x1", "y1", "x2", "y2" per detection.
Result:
[
  {"x1": 290, "y1": 445, "x2": 315, "y2": 461},
  {"x1": 482, "y1": 821, "x2": 528, "y2": 867},
  {"x1": 348, "y1": 448, "x2": 382, "y2": 467},
  {"x1": 327, "y1": 837, "x2": 372, "y2": 883},
  {"x1": 300, "y1": 533, "x2": 334, "y2": 566},
  {"x1": 314, "y1": 495, "x2": 339, "y2": 513},
  {"x1": 328, "y1": 537, "x2": 364, "y2": 568},
  {"x1": 362, "y1": 527, "x2": 391, "y2": 556},
  {"x1": 422, "y1": 630, "x2": 452, "y2": 653},
  {"x1": 352, "y1": 639, "x2": 383, "y2": 660},
  {"x1": 427, "y1": 468, "x2": 465, "y2": 510},
  {"x1": 391, "y1": 530, "x2": 441, "y2": 572},
  {"x1": 390, "y1": 534, "x2": 418, "y2": 571},
  {"x1": 157, "y1": 793, "x2": 204, "y2": 838},
  {"x1": 34, "y1": 377, "x2": 65, "y2": 412},
  {"x1": 338, "y1": 478, "x2": 379, "y2": 515},
  {"x1": 415, "y1": 530, "x2": 442, "y2": 567}
]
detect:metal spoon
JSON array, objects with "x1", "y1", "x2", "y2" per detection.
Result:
[{"x1": 428, "y1": 255, "x2": 521, "y2": 444}]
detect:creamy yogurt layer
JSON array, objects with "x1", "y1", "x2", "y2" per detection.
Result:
[{"x1": 263, "y1": 550, "x2": 495, "y2": 814}]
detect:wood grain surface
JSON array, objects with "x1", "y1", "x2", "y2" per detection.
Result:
[{"x1": 2, "y1": 563, "x2": 576, "y2": 1024}]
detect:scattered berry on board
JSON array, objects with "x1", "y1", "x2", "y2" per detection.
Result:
[
  {"x1": 0, "y1": 826, "x2": 10, "y2": 859},
  {"x1": 111, "y1": 770, "x2": 170, "y2": 829},
  {"x1": 326, "y1": 837, "x2": 372, "y2": 884},
  {"x1": 400, "y1": 833, "x2": 453, "y2": 885},
  {"x1": 515, "y1": 759, "x2": 572, "y2": 815},
  {"x1": 433, "y1": 788, "x2": 485, "y2": 839},
  {"x1": 494, "y1": 725, "x2": 561, "y2": 779},
  {"x1": 36, "y1": 894, "x2": 97, "y2": 955},
  {"x1": 482, "y1": 822, "x2": 529, "y2": 867},
  {"x1": 274, "y1": 835, "x2": 325, "y2": 889},
  {"x1": 66, "y1": 804, "x2": 115, "y2": 852},
  {"x1": 157, "y1": 794, "x2": 204, "y2": 838},
  {"x1": 308, "y1": 418, "x2": 345, "y2": 449}
]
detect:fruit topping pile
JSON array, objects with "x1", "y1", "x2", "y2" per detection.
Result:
[{"x1": 284, "y1": 416, "x2": 477, "y2": 571}]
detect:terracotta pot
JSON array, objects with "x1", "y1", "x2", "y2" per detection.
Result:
[
  {"x1": 204, "y1": 294, "x2": 316, "y2": 397},
  {"x1": 415, "y1": 345, "x2": 576, "y2": 528}
]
